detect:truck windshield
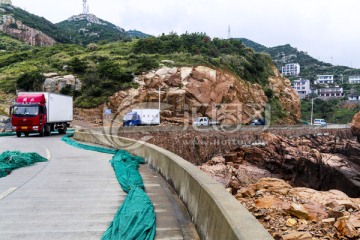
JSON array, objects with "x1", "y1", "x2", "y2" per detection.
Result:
[
  {"x1": 123, "y1": 113, "x2": 138, "y2": 121},
  {"x1": 12, "y1": 105, "x2": 39, "y2": 116}
]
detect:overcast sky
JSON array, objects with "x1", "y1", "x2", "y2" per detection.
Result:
[{"x1": 11, "y1": 0, "x2": 360, "y2": 68}]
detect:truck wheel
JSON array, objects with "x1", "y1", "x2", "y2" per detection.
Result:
[
  {"x1": 44, "y1": 124, "x2": 51, "y2": 136},
  {"x1": 24, "y1": 132, "x2": 29, "y2": 137},
  {"x1": 39, "y1": 128, "x2": 44, "y2": 137},
  {"x1": 58, "y1": 123, "x2": 67, "y2": 134},
  {"x1": 16, "y1": 132, "x2": 21, "y2": 137}
]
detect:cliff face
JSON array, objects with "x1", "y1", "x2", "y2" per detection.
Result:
[
  {"x1": 75, "y1": 65, "x2": 301, "y2": 126},
  {"x1": 0, "y1": 14, "x2": 56, "y2": 46},
  {"x1": 268, "y1": 66, "x2": 301, "y2": 124}
]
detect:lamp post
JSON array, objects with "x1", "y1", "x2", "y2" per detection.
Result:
[
  {"x1": 158, "y1": 86, "x2": 161, "y2": 112},
  {"x1": 310, "y1": 96, "x2": 319, "y2": 125}
]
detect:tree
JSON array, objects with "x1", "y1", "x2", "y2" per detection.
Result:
[
  {"x1": 68, "y1": 57, "x2": 87, "y2": 73},
  {"x1": 16, "y1": 71, "x2": 45, "y2": 91}
]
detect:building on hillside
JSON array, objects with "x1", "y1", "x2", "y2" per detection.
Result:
[
  {"x1": 315, "y1": 75, "x2": 334, "y2": 85},
  {"x1": 292, "y1": 79, "x2": 311, "y2": 99},
  {"x1": 349, "y1": 76, "x2": 360, "y2": 84},
  {"x1": 281, "y1": 63, "x2": 300, "y2": 76},
  {"x1": 348, "y1": 93, "x2": 360, "y2": 101},
  {"x1": 0, "y1": 0, "x2": 12, "y2": 4},
  {"x1": 318, "y1": 86, "x2": 343, "y2": 99}
]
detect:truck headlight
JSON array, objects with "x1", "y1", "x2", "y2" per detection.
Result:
[{"x1": 33, "y1": 126, "x2": 38, "y2": 130}]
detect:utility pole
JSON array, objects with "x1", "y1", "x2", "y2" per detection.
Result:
[
  {"x1": 310, "y1": 98, "x2": 314, "y2": 125},
  {"x1": 158, "y1": 86, "x2": 161, "y2": 112},
  {"x1": 228, "y1": 25, "x2": 231, "y2": 39},
  {"x1": 83, "y1": 0, "x2": 88, "y2": 14}
]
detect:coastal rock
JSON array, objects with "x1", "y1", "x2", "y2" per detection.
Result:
[
  {"x1": 282, "y1": 231, "x2": 312, "y2": 240},
  {"x1": 351, "y1": 111, "x2": 360, "y2": 138},
  {"x1": 74, "y1": 65, "x2": 301, "y2": 126}
]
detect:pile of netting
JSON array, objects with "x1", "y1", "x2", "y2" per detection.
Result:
[
  {"x1": 62, "y1": 134, "x2": 156, "y2": 240},
  {"x1": 0, "y1": 132, "x2": 16, "y2": 137},
  {"x1": 0, "y1": 151, "x2": 47, "y2": 178}
]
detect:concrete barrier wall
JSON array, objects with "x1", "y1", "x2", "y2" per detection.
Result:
[{"x1": 74, "y1": 129, "x2": 273, "y2": 240}]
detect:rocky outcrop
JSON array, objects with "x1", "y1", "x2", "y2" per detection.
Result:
[
  {"x1": 0, "y1": 14, "x2": 56, "y2": 46},
  {"x1": 351, "y1": 111, "x2": 360, "y2": 141},
  {"x1": 268, "y1": 66, "x2": 301, "y2": 124},
  {"x1": 75, "y1": 66, "x2": 301, "y2": 126},
  {"x1": 0, "y1": 0, "x2": 11, "y2": 4},
  {"x1": 235, "y1": 178, "x2": 360, "y2": 239},
  {"x1": 43, "y1": 73, "x2": 82, "y2": 93},
  {"x1": 199, "y1": 132, "x2": 360, "y2": 197}
]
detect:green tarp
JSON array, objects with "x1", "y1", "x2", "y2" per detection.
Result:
[
  {"x1": 0, "y1": 151, "x2": 47, "y2": 178},
  {"x1": 62, "y1": 134, "x2": 156, "y2": 240}
]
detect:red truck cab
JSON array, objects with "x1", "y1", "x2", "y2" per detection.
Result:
[{"x1": 10, "y1": 94, "x2": 48, "y2": 137}]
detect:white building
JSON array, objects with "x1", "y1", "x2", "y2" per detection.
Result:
[
  {"x1": 349, "y1": 76, "x2": 360, "y2": 84},
  {"x1": 281, "y1": 63, "x2": 300, "y2": 76},
  {"x1": 318, "y1": 86, "x2": 343, "y2": 99},
  {"x1": 292, "y1": 79, "x2": 311, "y2": 99},
  {"x1": 315, "y1": 75, "x2": 334, "y2": 85},
  {"x1": 348, "y1": 94, "x2": 360, "y2": 101}
]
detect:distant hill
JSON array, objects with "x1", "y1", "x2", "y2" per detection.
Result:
[
  {"x1": 235, "y1": 38, "x2": 267, "y2": 52},
  {"x1": 0, "y1": 4, "x2": 150, "y2": 47},
  {"x1": 56, "y1": 14, "x2": 150, "y2": 45},
  {"x1": 126, "y1": 30, "x2": 151, "y2": 39},
  {"x1": 238, "y1": 38, "x2": 360, "y2": 82},
  {"x1": 56, "y1": 14, "x2": 128, "y2": 45},
  {"x1": 0, "y1": 4, "x2": 71, "y2": 44}
]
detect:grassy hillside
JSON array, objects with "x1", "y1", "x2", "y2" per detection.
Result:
[
  {"x1": 301, "y1": 98, "x2": 360, "y2": 124},
  {"x1": 0, "y1": 33, "x2": 31, "y2": 52},
  {"x1": 0, "y1": 33, "x2": 279, "y2": 110}
]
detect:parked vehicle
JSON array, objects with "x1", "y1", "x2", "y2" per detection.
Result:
[
  {"x1": 250, "y1": 118, "x2": 266, "y2": 126},
  {"x1": 192, "y1": 117, "x2": 220, "y2": 126},
  {"x1": 313, "y1": 118, "x2": 327, "y2": 126},
  {"x1": 10, "y1": 92, "x2": 73, "y2": 137},
  {"x1": 123, "y1": 109, "x2": 160, "y2": 126}
]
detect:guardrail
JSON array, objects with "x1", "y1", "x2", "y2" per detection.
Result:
[{"x1": 74, "y1": 129, "x2": 273, "y2": 240}]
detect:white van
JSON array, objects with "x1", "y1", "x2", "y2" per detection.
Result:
[{"x1": 313, "y1": 119, "x2": 327, "y2": 126}]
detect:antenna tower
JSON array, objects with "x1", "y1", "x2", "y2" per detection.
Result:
[
  {"x1": 228, "y1": 25, "x2": 231, "y2": 39},
  {"x1": 83, "y1": 0, "x2": 89, "y2": 14}
]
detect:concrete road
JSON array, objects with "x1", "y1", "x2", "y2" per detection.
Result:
[{"x1": 0, "y1": 133, "x2": 197, "y2": 240}]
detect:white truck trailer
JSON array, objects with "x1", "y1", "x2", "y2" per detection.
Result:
[{"x1": 123, "y1": 109, "x2": 160, "y2": 126}]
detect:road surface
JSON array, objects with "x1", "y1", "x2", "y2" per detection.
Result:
[{"x1": 0, "y1": 133, "x2": 197, "y2": 240}]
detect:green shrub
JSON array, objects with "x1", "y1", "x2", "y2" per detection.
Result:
[{"x1": 16, "y1": 71, "x2": 44, "y2": 91}]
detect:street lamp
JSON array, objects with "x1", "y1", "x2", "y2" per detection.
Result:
[{"x1": 310, "y1": 96, "x2": 319, "y2": 125}]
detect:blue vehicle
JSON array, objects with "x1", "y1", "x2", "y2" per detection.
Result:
[
  {"x1": 123, "y1": 109, "x2": 160, "y2": 127},
  {"x1": 123, "y1": 111, "x2": 141, "y2": 126}
]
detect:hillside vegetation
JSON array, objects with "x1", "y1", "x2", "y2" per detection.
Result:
[
  {"x1": 0, "y1": 5, "x2": 71, "y2": 43},
  {"x1": 239, "y1": 38, "x2": 360, "y2": 83},
  {"x1": 56, "y1": 14, "x2": 128, "y2": 45},
  {"x1": 0, "y1": 33, "x2": 279, "y2": 109},
  {"x1": 0, "y1": 33, "x2": 31, "y2": 51}
]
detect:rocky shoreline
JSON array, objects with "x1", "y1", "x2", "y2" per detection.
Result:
[{"x1": 200, "y1": 132, "x2": 360, "y2": 239}]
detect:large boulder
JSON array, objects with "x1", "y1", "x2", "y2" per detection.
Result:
[{"x1": 351, "y1": 111, "x2": 360, "y2": 138}]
